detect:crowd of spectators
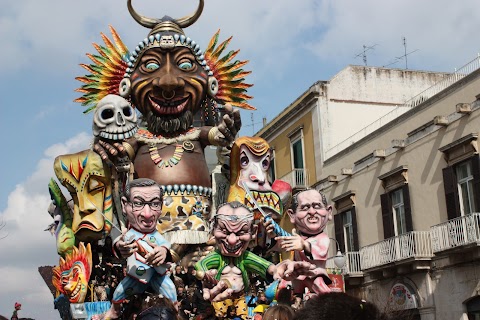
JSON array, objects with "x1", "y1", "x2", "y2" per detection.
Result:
[{"x1": 86, "y1": 240, "x2": 409, "y2": 320}]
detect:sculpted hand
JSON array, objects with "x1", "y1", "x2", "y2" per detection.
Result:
[
  {"x1": 145, "y1": 242, "x2": 168, "y2": 267},
  {"x1": 203, "y1": 281, "x2": 234, "y2": 302},
  {"x1": 262, "y1": 217, "x2": 277, "y2": 238},
  {"x1": 273, "y1": 260, "x2": 317, "y2": 281},
  {"x1": 276, "y1": 229, "x2": 305, "y2": 252},
  {"x1": 116, "y1": 235, "x2": 138, "y2": 258},
  {"x1": 197, "y1": 269, "x2": 234, "y2": 302},
  {"x1": 209, "y1": 104, "x2": 241, "y2": 147},
  {"x1": 93, "y1": 137, "x2": 137, "y2": 165}
]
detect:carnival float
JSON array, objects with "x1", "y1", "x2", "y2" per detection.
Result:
[{"x1": 45, "y1": 1, "x2": 334, "y2": 319}]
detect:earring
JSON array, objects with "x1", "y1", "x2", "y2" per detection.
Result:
[
  {"x1": 119, "y1": 78, "x2": 131, "y2": 97},
  {"x1": 207, "y1": 76, "x2": 219, "y2": 97}
]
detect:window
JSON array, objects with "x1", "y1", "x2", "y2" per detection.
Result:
[
  {"x1": 343, "y1": 210, "x2": 355, "y2": 251},
  {"x1": 440, "y1": 133, "x2": 480, "y2": 220},
  {"x1": 456, "y1": 161, "x2": 476, "y2": 215},
  {"x1": 289, "y1": 127, "x2": 306, "y2": 187},
  {"x1": 442, "y1": 156, "x2": 480, "y2": 219},
  {"x1": 333, "y1": 191, "x2": 359, "y2": 253},
  {"x1": 466, "y1": 296, "x2": 480, "y2": 320},
  {"x1": 292, "y1": 138, "x2": 304, "y2": 170},
  {"x1": 334, "y1": 208, "x2": 359, "y2": 253},
  {"x1": 391, "y1": 188, "x2": 407, "y2": 236},
  {"x1": 380, "y1": 185, "x2": 412, "y2": 239},
  {"x1": 379, "y1": 166, "x2": 412, "y2": 239}
]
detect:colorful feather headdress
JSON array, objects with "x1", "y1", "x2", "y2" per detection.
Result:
[{"x1": 75, "y1": 0, "x2": 254, "y2": 114}]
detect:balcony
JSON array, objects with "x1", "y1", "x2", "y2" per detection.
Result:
[
  {"x1": 326, "y1": 251, "x2": 363, "y2": 277},
  {"x1": 430, "y1": 212, "x2": 480, "y2": 253},
  {"x1": 279, "y1": 168, "x2": 309, "y2": 189},
  {"x1": 360, "y1": 231, "x2": 433, "y2": 270}
]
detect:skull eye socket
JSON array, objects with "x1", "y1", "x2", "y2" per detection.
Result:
[
  {"x1": 123, "y1": 106, "x2": 132, "y2": 117},
  {"x1": 101, "y1": 108, "x2": 114, "y2": 120}
]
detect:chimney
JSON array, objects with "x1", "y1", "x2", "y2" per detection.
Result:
[{"x1": 263, "y1": 117, "x2": 267, "y2": 127}]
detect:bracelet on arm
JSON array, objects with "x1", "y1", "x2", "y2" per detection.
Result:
[{"x1": 122, "y1": 142, "x2": 136, "y2": 160}]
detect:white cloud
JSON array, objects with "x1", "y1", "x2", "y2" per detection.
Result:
[{"x1": 0, "y1": 132, "x2": 90, "y2": 320}]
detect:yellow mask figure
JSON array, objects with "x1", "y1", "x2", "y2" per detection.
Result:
[
  {"x1": 54, "y1": 150, "x2": 113, "y2": 242},
  {"x1": 227, "y1": 137, "x2": 282, "y2": 219},
  {"x1": 52, "y1": 243, "x2": 92, "y2": 303}
]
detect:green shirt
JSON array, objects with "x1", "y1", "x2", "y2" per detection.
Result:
[{"x1": 195, "y1": 250, "x2": 273, "y2": 290}]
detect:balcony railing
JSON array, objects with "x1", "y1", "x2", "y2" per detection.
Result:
[
  {"x1": 430, "y1": 212, "x2": 480, "y2": 253},
  {"x1": 360, "y1": 231, "x2": 433, "y2": 270},
  {"x1": 279, "y1": 168, "x2": 309, "y2": 189},
  {"x1": 327, "y1": 251, "x2": 363, "y2": 276}
]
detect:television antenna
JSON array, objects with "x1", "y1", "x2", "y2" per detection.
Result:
[
  {"x1": 354, "y1": 44, "x2": 377, "y2": 66},
  {"x1": 395, "y1": 37, "x2": 418, "y2": 69}
]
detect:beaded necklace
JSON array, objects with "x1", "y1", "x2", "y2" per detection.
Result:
[
  {"x1": 149, "y1": 141, "x2": 194, "y2": 168},
  {"x1": 136, "y1": 128, "x2": 199, "y2": 169}
]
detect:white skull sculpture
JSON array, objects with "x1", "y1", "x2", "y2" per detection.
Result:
[{"x1": 92, "y1": 94, "x2": 138, "y2": 141}]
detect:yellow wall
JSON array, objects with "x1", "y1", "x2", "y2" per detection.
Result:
[{"x1": 268, "y1": 110, "x2": 316, "y2": 185}]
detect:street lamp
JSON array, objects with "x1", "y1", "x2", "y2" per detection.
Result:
[{"x1": 329, "y1": 238, "x2": 346, "y2": 269}]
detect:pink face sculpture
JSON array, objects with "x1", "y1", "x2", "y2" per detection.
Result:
[
  {"x1": 121, "y1": 180, "x2": 163, "y2": 233},
  {"x1": 212, "y1": 202, "x2": 257, "y2": 257},
  {"x1": 238, "y1": 144, "x2": 272, "y2": 191},
  {"x1": 287, "y1": 189, "x2": 332, "y2": 235}
]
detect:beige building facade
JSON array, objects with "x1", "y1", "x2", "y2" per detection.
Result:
[{"x1": 257, "y1": 58, "x2": 480, "y2": 319}]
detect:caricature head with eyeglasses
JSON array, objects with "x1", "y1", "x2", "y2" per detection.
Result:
[{"x1": 122, "y1": 178, "x2": 164, "y2": 233}]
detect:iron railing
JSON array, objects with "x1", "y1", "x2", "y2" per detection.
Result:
[
  {"x1": 430, "y1": 212, "x2": 480, "y2": 253},
  {"x1": 326, "y1": 251, "x2": 363, "y2": 275},
  {"x1": 279, "y1": 168, "x2": 309, "y2": 189},
  {"x1": 360, "y1": 231, "x2": 433, "y2": 270}
]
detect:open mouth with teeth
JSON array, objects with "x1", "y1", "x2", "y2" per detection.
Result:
[
  {"x1": 140, "y1": 219, "x2": 156, "y2": 230},
  {"x1": 307, "y1": 216, "x2": 320, "y2": 223},
  {"x1": 149, "y1": 95, "x2": 189, "y2": 115},
  {"x1": 220, "y1": 241, "x2": 245, "y2": 256},
  {"x1": 65, "y1": 277, "x2": 85, "y2": 302},
  {"x1": 244, "y1": 190, "x2": 283, "y2": 217},
  {"x1": 99, "y1": 124, "x2": 138, "y2": 141}
]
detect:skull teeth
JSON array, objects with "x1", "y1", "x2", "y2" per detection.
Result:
[{"x1": 98, "y1": 126, "x2": 138, "y2": 141}]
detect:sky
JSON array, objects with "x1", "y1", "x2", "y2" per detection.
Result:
[{"x1": 1, "y1": 0, "x2": 480, "y2": 318}]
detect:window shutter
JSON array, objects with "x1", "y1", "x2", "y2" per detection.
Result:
[
  {"x1": 381, "y1": 193, "x2": 394, "y2": 239},
  {"x1": 334, "y1": 214, "x2": 345, "y2": 253},
  {"x1": 471, "y1": 155, "x2": 480, "y2": 212},
  {"x1": 350, "y1": 207, "x2": 360, "y2": 251},
  {"x1": 402, "y1": 185, "x2": 413, "y2": 232},
  {"x1": 442, "y1": 166, "x2": 460, "y2": 219}
]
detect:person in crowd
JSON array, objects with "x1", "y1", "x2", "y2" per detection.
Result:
[
  {"x1": 178, "y1": 286, "x2": 194, "y2": 320},
  {"x1": 262, "y1": 305, "x2": 295, "y2": 320},
  {"x1": 124, "y1": 293, "x2": 180, "y2": 320},
  {"x1": 171, "y1": 265, "x2": 189, "y2": 287},
  {"x1": 256, "y1": 291, "x2": 270, "y2": 306},
  {"x1": 192, "y1": 281, "x2": 212, "y2": 319},
  {"x1": 293, "y1": 292, "x2": 391, "y2": 320},
  {"x1": 276, "y1": 286, "x2": 295, "y2": 306}
]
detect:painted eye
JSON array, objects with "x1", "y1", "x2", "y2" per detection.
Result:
[
  {"x1": 145, "y1": 62, "x2": 160, "y2": 71},
  {"x1": 88, "y1": 179, "x2": 105, "y2": 192},
  {"x1": 262, "y1": 159, "x2": 270, "y2": 169},
  {"x1": 178, "y1": 59, "x2": 193, "y2": 70},
  {"x1": 240, "y1": 155, "x2": 249, "y2": 167}
]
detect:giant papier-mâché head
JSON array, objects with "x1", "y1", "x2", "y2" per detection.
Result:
[{"x1": 75, "y1": 0, "x2": 254, "y2": 136}]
